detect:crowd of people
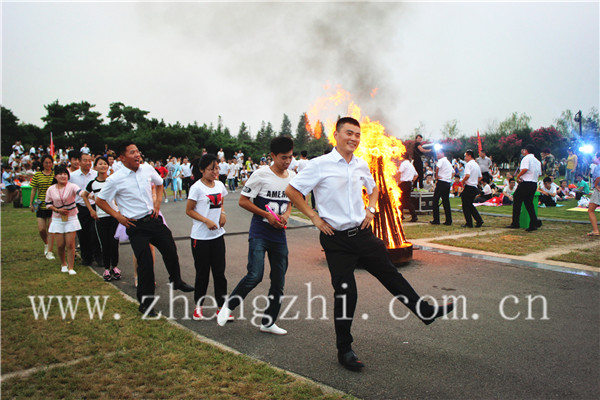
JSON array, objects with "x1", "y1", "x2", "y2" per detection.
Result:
[{"x1": 397, "y1": 138, "x2": 600, "y2": 235}]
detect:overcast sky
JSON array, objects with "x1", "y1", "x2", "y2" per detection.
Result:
[{"x1": 2, "y1": 1, "x2": 598, "y2": 141}]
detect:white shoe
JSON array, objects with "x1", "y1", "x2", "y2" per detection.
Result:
[
  {"x1": 44, "y1": 244, "x2": 49, "y2": 254},
  {"x1": 216, "y1": 305, "x2": 232, "y2": 326},
  {"x1": 45, "y1": 251, "x2": 55, "y2": 260},
  {"x1": 164, "y1": 199, "x2": 169, "y2": 203},
  {"x1": 61, "y1": 266, "x2": 68, "y2": 273},
  {"x1": 68, "y1": 269, "x2": 77, "y2": 275},
  {"x1": 259, "y1": 323, "x2": 287, "y2": 335}
]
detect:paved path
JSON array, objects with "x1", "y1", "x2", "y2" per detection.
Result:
[{"x1": 98, "y1": 191, "x2": 600, "y2": 399}]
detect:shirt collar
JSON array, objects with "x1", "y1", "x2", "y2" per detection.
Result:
[{"x1": 330, "y1": 147, "x2": 358, "y2": 165}]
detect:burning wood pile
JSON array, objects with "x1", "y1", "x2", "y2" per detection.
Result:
[{"x1": 307, "y1": 86, "x2": 413, "y2": 264}]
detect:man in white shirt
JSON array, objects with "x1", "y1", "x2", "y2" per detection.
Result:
[
  {"x1": 397, "y1": 154, "x2": 418, "y2": 222},
  {"x1": 70, "y1": 152, "x2": 101, "y2": 266},
  {"x1": 507, "y1": 144, "x2": 541, "y2": 231},
  {"x1": 80, "y1": 143, "x2": 91, "y2": 155},
  {"x1": 96, "y1": 142, "x2": 194, "y2": 317},
  {"x1": 476, "y1": 150, "x2": 492, "y2": 182},
  {"x1": 460, "y1": 150, "x2": 484, "y2": 228},
  {"x1": 431, "y1": 149, "x2": 453, "y2": 225},
  {"x1": 286, "y1": 117, "x2": 454, "y2": 372},
  {"x1": 538, "y1": 177, "x2": 558, "y2": 207},
  {"x1": 218, "y1": 157, "x2": 229, "y2": 185},
  {"x1": 181, "y1": 157, "x2": 193, "y2": 198}
]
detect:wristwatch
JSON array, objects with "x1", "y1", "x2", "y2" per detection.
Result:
[{"x1": 367, "y1": 206, "x2": 376, "y2": 214}]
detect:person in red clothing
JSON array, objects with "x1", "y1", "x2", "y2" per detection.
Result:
[
  {"x1": 156, "y1": 161, "x2": 169, "y2": 201},
  {"x1": 451, "y1": 175, "x2": 464, "y2": 197}
]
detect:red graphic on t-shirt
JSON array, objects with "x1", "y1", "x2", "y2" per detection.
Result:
[{"x1": 206, "y1": 193, "x2": 223, "y2": 209}]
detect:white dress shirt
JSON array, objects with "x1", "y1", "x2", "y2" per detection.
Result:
[
  {"x1": 97, "y1": 163, "x2": 163, "y2": 219},
  {"x1": 181, "y1": 162, "x2": 192, "y2": 178},
  {"x1": 436, "y1": 157, "x2": 453, "y2": 183},
  {"x1": 464, "y1": 160, "x2": 482, "y2": 187},
  {"x1": 399, "y1": 160, "x2": 417, "y2": 182},
  {"x1": 520, "y1": 154, "x2": 541, "y2": 182},
  {"x1": 70, "y1": 168, "x2": 98, "y2": 205},
  {"x1": 289, "y1": 148, "x2": 376, "y2": 231}
]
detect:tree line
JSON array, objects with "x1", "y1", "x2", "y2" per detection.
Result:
[{"x1": 2, "y1": 101, "x2": 598, "y2": 165}]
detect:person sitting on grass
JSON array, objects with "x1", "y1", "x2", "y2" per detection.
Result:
[
  {"x1": 451, "y1": 174, "x2": 464, "y2": 197},
  {"x1": 538, "y1": 177, "x2": 558, "y2": 207},
  {"x1": 574, "y1": 174, "x2": 590, "y2": 200},
  {"x1": 423, "y1": 174, "x2": 435, "y2": 192},
  {"x1": 587, "y1": 152, "x2": 600, "y2": 237},
  {"x1": 502, "y1": 178, "x2": 518, "y2": 205},
  {"x1": 557, "y1": 180, "x2": 575, "y2": 201},
  {"x1": 474, "y1": 176, "x2": 493, "y2": 203}
]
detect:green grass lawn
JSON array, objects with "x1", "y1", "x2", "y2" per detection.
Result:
[
  {"x1": 549, "y1": 248, "x2": 600, "y2": 268},
  {"x1": 1, "y1": 205, "x2": 352, "y2": 400}
]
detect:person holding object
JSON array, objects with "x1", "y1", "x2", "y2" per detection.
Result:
[
  {"x1": 460, "y1": 150, "x2": 484, "y2": 228},
  {"x1": 506, "y1": 144, "x2": 541, "y2": 232},
  {"x1": 45, "y1": 166, "x2": 81, "y2": 275},
  {"x1": 186, "y1": 154, "x2": 230, "y2": 321},
  {"x1": 286, "y1": 117, "x2": 454, "y2": 372},
  {"x1": 430, "y1": 148, "x2": 453, "y2": 226},
  {"x1": 217, "y1": 137, "x2": 295, "y2": 335},
  {"x1": 96, "y1": 142, "x2": 194, "y2": 317}
]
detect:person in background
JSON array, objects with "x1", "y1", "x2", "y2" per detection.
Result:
[
  {"x1": 574, "y1": 174, "x2": 591, "y2": 200},
  {"x1": 540, "y1": 149, "x2": 556, "y2": 178},
  {"x1": 451, "y1": 175, "x2": 464, "y2": 197},
  {"x1": 396, "y1": 153, "x2": 419, "y2": 223},
  {"x1": 460, "y1": 150, "x2": 484, "y2": 228},
  {"x1": 474, "y1": 176, "x2": 494, "y2": 204},
  {"x1": 413, "y1": 134, "x2": 432, "y2": 189},
  {"x1": 181, "y1": 157, "x2": 193, "y2": 199},
  {"x1": 29, "y1": 155, "x2": 56, "y2": 259},
  {"x1": 430, "y1": 148, "x2": 453, "y2": 226},
  {"x1": 218, "y1": 157, "x2": 229, "y2": 185},
  {"x1": 557, "y1": 179, "x2": 574, "y2": 201},
  {"x1": 423, "y1": 174, "x2": 435, "y2": 192},
  {"x1": 186, "y1": 154, "x2": 229, "y2": 320},
  {"x1": 502, "y1": 178, "x2": 518, "y2": 205},
  {"x1": 538, "y1": 177, "x2": 558, "y2": 207},
  {"x1": 45, "y1": 166, "x2": 81, "y2": 275},
  {"x1": 586, "y1": 152, "x2": 600, "y2": 237},
  {"x1": 565, "y1": 148, "x2": 578, "y2": 185},
  {"x1": 476, "y1": 150, "x2": 492, "y2": 183},
  {"x1": 506, "y1": 144, "x2": 541, "y2": 232}
]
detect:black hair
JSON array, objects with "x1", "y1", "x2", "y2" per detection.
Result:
[
  {"x1": 465, "y1": 149, "x2": 475, "y2": 158},
  {"x1": 94, "y1": 156, "x2": 109, "y2": 167},
  {"x1": 52, "y1": 165, "x2": 70, "y2": 183},
  {"x1": 301, "y1": 150, "x2": 308, "y2": 157},
  {"x1": 482, "y1": 176, "x2": 491, "y2": 184},
  {"x1": 68, "y1": 150, "x2": 81, "y2": 160},
  {"x1": 40, "y1": 154, "x2": 54, "y2": 166},
  {"x1": 118, "y1": 141, "x2": 136, "y2": 156},
  {"x1": 542, "y1": 148, "x2": 551, "y2": 154},
  {"x1": 336, "y1": 117, "x2": 360, "y2": 132},
  {"x1": 543, "y1": 177, "x2": 553, "y2": 184},
  {"x1": 525, "y1": 144, "x2": 535, "y2": 154},
  {"x1": 416, "y1": 134, "x2": 423, "y2": 139},
  {"x1": 509, "y1": 178, "x2": 516, "y2": 183},
  {"x1": 198, "y1": 153, "x2": 219, "y2": 170},
  {"x1": 270, "y1": 136, "x2": 294, "y2": 155}
]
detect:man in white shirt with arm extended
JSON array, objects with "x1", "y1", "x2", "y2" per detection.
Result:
[
  {"x1": 286, "y1": 117, "x2": 454, "y2": 372},
  {"x1": 96, "y1": 142, "x2": 194, "y2": 317},
  {"x1": 460, "y1": 150, "x2": 484, "y2": 228},
  {"x1": 507, "y1": 144, "x2": 541, "y2": 231},
  {"x1": 431, "y1": 148, "x2": 453, "y2": 225}
]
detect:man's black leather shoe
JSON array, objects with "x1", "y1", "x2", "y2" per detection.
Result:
[
  {"x1": 505, "y1": 224, "x2": 520, "y2": 229},
  {"x1": 338, "y1": 350, "x2": 364, "y2": 371},
  {"x1": 138, "y1": 303, "x2": 158, "y2": 318},
  {"x1": 171, "y1": 281, "x2": 194, "y2": 292},
  {"x1": 461, "y1": 224, "x2": 473, "y2": 228},
  {"x1": 422, "y1": 302, "x2": 455, "y2": 325},
  {"x1": 443, "y1": 222, "x2": 452, "y2": 226},
  {"x1": 430, "y1": 221, "x2": 440, "y2": 225},
  {"x1": 525, "y1": 226, "x2": 538, "y2": 232},
  {"x1": 475, "y1": 221, "x2": 484, "y2": 228}
]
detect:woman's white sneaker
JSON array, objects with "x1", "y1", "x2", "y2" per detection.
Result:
[
  {"x1": 259, "y1": 323, "x2": 287, "y2": 335},
  {"x1": 68, "y1": 269, "x2": 77, "y2": 275},
  {"x1": 61, "y1": 266, "x2": 68, "y2": 273},
  {"x1": 45, "y1": 251, "x2": 55, "y2": 260}
]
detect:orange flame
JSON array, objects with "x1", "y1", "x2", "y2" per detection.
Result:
[
  {"x1": 307, "y1": 85, "x2": 409, "y2": 249},
  {"x1": 370, "y1": 88, "x2": 378, "y2": 98}
]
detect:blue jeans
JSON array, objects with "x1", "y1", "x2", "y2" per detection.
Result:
[
  {"x1": 227, "y1": 178, "x2": 236, "y2": 191},
  {"x1": 227, "y1": 238, "x2": 288, "y2": 326},
  {"x1": 565, "y1": 169, "x2": 575, "y2": 185}
]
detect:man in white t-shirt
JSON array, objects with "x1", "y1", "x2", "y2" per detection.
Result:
[
  {"x1": 397, "y1": 154, "x2": 418, "y2": 222},
  {"x1": 431, "y1": 149, "x2": 453, "y2": 225},
  {"x1": 217, "y1": 137, "x2": 295, "y2": 336},
  {"x1": 181, "y1": 157, "x2": 193, "y2": 198},
  {"x1": 538, "y1": 177, "x2": 557, "y2": 207},
  {"x1": 507, "y1": 144, "x2": 541, "y2": 231},
  {"x1": 80, "y1": 143, "x2": 91, "y2": 155},
  {"x1": 218, "y1": 157, "x2": 229, "y2": 185},
  {"x1": 460, "y1": 150, "x2": 484, "y2": 228}
]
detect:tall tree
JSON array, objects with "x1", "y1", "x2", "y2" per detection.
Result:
[
  {"x1": 280, "y1": 114, "x2": 292, "y2": 137},
  {"x1": 108, "y1": 102, "x2": 150, "y2": 131},
  {"x1": 295, "y1": 113, "x2": 310, "y2": 150},
  {"x1": 1, "y1": 107, "x2": 20, "y2": 155},
  {"x1": 238, "y1": 122, "x2": 251, "y2": 141}
]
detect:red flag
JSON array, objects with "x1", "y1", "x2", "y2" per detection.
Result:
[
  {"x1": 476, "y1": 130, "x2": 482, "y2": 154},
  {"x1": 50, "y1": 132, "x2": 55, "y2": 158}
]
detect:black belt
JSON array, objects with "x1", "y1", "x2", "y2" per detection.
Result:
[
  {"x1": 333, "y1": 226, "x2": 363, "y2": 237},
  {"x1": 137, "y1": 213, "x2": 156, "y2": 223}
]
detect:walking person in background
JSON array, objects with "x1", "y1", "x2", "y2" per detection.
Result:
[
  {"x1": 226, "y1": 159, "x2": 236, "y2": 192},
  {"x1": 565, "y1": 148, "x2": 578, "y2": 185},
  {"x1": 412, "y1": 134, "x2": 431, "y2": 189},
  {"x1": 186, "y1": 154, "x2": 229, "y2": 320},
  {"x1": 81, "y1": 157, "x2": 121, "y2": 281},
  {"x1": 586, "y1": 152, "x2": 600, "y2": 237},
  {"x1": 460, "y1": 150, "x2": 484, "y2": 228},
  {"x1": 396, "y1": 153, "x2": 418, "y2": 222},
  {"x1": 29, "y1": 154, "x2": 56, "y2": 260},
  {"x1": 430, "y1": 148, "x2": 453, "y2": 226},
  {"x1": 286, "y1": 117, "x2": 454, "y2": 371},
  {"x1": 45, "y1": 166, "x2": 81, "y2": 275},
  {"x1": 218, "y1": 157, "x2": 228, "y2": 185},
  {"x1": 506, "y1": 144, "x2": 541, "y2": 232},
  {"x1": 96, "y1": 142, "x2": 194, "y2": 316},
  {"x1": 181, "y1": 157, "x2": 193, "y2": 199}
]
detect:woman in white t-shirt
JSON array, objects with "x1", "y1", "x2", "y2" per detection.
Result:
[{"x1": 186, "y1": 154, "x2": 230, "y2": 321}]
